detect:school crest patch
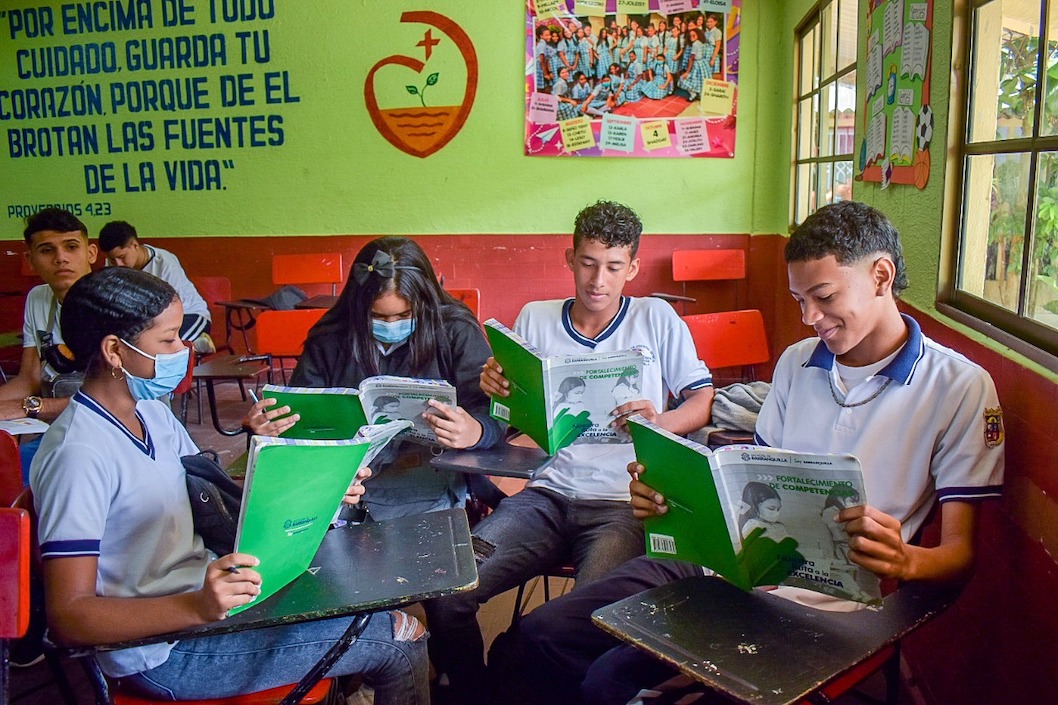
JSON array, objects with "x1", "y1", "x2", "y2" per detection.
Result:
[{"x1": 983, "y1": 407, "x2": 1004, "y2": 448}]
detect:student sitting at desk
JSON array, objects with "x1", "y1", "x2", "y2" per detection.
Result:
[
  {"x1": 431, "y1": 200, "x2": 714, "y2": 704},
  {"x1": 507, "y1": 201, "x2": 1005, "y2": 705},
  {"x1": 98, "y1": 220, "x2": 215, "y2": 354},
  {"x1": 31, "y1": 267, "x2": 429, "y2": 704},
  {"x1": 247, "y1": 236, "x2": 502, "y2": 520}
]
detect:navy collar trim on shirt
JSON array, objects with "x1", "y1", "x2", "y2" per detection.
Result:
[
  {"x1": 73, "y1": 390, "x2": 156, "y2": 459},
  {"x1": 561, "y1": 297, "x2": 630, "y2": 349},
  {"x1": 802, "y1": 313, "x2": 924, "y2": 385}
]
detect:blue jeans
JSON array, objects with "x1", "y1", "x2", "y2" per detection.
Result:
[
  {"x1": 425, "y1": 486, "x2": 644, "y2": 699},
  {"x1": 119, "y1": 611, "x2": 429, "y2": 705},
  {"x1": 507, "y1": 555, "x2": 703, "y2": 705}
]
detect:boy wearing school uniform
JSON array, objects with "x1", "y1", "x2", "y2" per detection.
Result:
[
  {"x1": 0, "y1": 208, "x2": 97, "y2": 425},
  {"x1": 507, "y1": 200, "x2": 1006, "y2": 705},
  {"x1": 428, "y1": 200, "x2": 715, "y2": 704},
  {"x1": 99, "y1": 220, "x2": 214, "y2": 353}
]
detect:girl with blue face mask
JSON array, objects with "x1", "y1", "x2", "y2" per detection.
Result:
[
  {"x1": 32, "y1": 267, "x2": 430, "y2": 703},
  {"x1": 246, "y1": 236, "x2": 502, "y2": 523}
]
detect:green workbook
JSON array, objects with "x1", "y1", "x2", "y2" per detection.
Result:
[
  {"x1": 484, "y1": 318, "x2": 644, "y2": 455},
  {"x1": 262, "y1": 376, "x2": 457, "y2": 444},
  {"x1": 229, "y1": 420, "x2": 411, "y2": 615},
  {"x1": 627, "y1": 416, "x2": 881, "y2": 604}
]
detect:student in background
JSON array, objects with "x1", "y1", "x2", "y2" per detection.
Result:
[
  {"x1": 508, "y1": 200, "x2": 1005, "y2": 705},
  {"x1": 247, "y1": 236, "x2": 501, "y2": 520},
  {"x1": 1, "y1": 208, "x2": 96, "y2": 424},
  {"x1": 703, "y1": 13, "x2": 724, "y2": 79},
  {"x1": 679, "y1": 27, "x2": 708, "y2": 101},
  {"x1": 535, "y1": 25, "x2": 555, "y2": 88},
  {"x1": 98, "y1": 220, "x2": 214, "y2": 354},
  {"x1": 427, "y1": 200, "x2": 714, "y2": 705},
  {"x1": 32, "y1": 267, "x2": 429, "y2": 704}
]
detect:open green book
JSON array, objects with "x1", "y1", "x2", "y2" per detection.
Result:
[
  {"x1": 262, "y1": 377, "x2": 456, "y2": 444},
  {"x1": 229, "y1": 420, "x2": 411, "y2": 615},
  {"x1": 484, "y1": 318, "x2": 644, "y2": 455},
  {"x1": 627, "y1": 415, "x2": 881, "y2": 604}
]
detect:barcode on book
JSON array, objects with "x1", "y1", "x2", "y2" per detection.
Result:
[
  {"x1": 649, "y1": 533, "x2": 677, "y2": 555},
  {"x1": 493, "y1": 403, "x2": 511, "y2": 421}
]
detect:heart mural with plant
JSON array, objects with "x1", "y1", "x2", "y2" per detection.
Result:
[{"x1": 364, "y1": 11, "x2": 478, "y2": 159}]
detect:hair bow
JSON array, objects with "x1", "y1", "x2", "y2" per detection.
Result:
[{"x1": 353, "y1": 249, "x2": 398, "y2": 285}]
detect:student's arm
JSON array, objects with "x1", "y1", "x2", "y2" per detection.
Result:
[
  {"x1": 44, "y1": 553, "x2": 262, "y2": 646},
  {"x1": 0, "y1": 347, "x2": 68, "y2": 421},
  {"x1": 838, "y1": 500, "x2": 978, "y2": 584}
]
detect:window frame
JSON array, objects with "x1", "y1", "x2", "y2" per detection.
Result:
[
  {"x1": 943, "y1": 0, "x2": 1058, "y2": 363},
  {"x1": 791, "y1": 0, "x2": 858, "y2": 227}
]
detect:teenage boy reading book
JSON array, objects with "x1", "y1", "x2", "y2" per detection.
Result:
[
  {"x1": 99, "y1": 220, "x2": 214, "y2": 354},
  {"x1": 506, "y1": 201, "x2": 1006, "y2": 705},
  {"x1": 429, "y1": 200, "x2": 714, "y2": 704}
]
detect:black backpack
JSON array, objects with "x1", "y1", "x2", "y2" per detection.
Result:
[{"x1": 182, "y1": 451, "x2": 242, "y2": 556}]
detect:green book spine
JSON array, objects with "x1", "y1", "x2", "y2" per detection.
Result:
[
  {"x1": 484, "y1": 320, "x2": 554, "y2": 453},
  {"x1": 628, "y1": 417, "x2": 751, "y2": 590}
]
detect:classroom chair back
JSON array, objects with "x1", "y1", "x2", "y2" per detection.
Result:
[
  {"x1": 0, "y1": 432, "x2": 22, "y2": 509},
  {"x1": 272, "y1": 253, "x2": 344, "y2": 296},
  {"x1": 682, "y1": 309, "x2": 770, "y2": 373}
]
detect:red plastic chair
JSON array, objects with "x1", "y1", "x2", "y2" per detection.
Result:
[
  {"x1": 1, "y1": 505, "x2": 31, "y2": 704},
  {"x1": 682, "y1": 309, "x2": 770, "y2": 376},
  {"x1": 111, "y1": 680, "x2": 335, "y2": 704},
  {"x1": 0, "y1": 431, "x2": 23, "y2": 508},
  {"x1": 272, "y1": 253, "x2": 344, "y2": 296},
  {"x1": 653, "y1": 249, "x2": 747, "y2": 314},
  {"x1": 253, "y1": 308, "x2": 326, "y2": 384},
  {"x1": 189, "y1": 276, "x2": 236, "y2": 355},
  {"x1": 445, "y1": 287, "x2": 481, "y2": 320}
]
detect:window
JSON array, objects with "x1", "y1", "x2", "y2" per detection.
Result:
[
  {"x1": 792, "y1": 0, "x2": 858, "y2": 225},
  {"x1": 950, "y1": 0, "x2": 1058, "y2": 356}
]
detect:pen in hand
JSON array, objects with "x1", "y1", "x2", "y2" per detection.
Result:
[{"x1": 248, "y1": 389, "x2": 261, "y2": 405}]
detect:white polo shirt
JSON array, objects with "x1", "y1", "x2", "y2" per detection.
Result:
[
  {"x1": 31, "y1": 392, "x2": 209, "y2": 677},
  {"x1": 755, "y1": 314, "x2": 1004, "y2": 543},
  {"x1": 139, "y1": 245, "x2": 210, "y2": 320},
  {"x1": 22, "y1": 284, "x2": 63, "y2": 382},
  {"x1": 517, "y1": 297, "x2": 713, "y2": 501}
]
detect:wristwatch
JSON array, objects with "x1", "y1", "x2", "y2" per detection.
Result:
[{"x1": 22, "y1": 395, "x2": 42, "y2": 419}]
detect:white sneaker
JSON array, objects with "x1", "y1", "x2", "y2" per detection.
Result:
[{"x1": 193, "y1": 333, "x2": 216, "y2": 355}]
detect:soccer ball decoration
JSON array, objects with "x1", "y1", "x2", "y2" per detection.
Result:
[{"x1": 917, "y1": 105, "x2": 934, "y2": 150}]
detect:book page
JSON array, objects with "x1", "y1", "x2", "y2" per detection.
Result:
[
  {"x1": 710, "y1": 447, "x2": 881, "y2": 604},
  {"x1": 359, "y1": 376, "x2": 457, "y2": 444},
  {"x1": 548, "y1": 351, "x2": 644, "y2": 444}
]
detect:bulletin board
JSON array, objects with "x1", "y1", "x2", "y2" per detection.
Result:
[
  {"x1": 857, "y1": 0, "x2": 934, "y2": 189},
  {"x1": 525, "y1": 0, "x2": 741, "y2": 158}
]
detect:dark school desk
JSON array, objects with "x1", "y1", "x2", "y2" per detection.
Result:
[
  {"x1": 429, "y1": 438, "x2": 553, "y2": 480},
  {"x1": 217, "y1": 299, "x2": 270, "y2": 354},
  {"x1": 591, "y1": 575, "x2": 958, "y2": 705},
  {"x1": 90, "y1": 507, "x2": 477, "y2": 705},
  {"x1": 192, "y1": 354, "x2": 270, "y2": 436}
]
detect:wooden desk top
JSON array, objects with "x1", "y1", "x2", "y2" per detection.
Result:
[
  {"x1": 97, "y1": 508, "x2": 477, "y2": 650},
  {"x1": 193, "y1": 354, "x2": 269, "y2": 380},
  {"x1": 592, "y1": 576, "x2": 957, "y2": 705}
]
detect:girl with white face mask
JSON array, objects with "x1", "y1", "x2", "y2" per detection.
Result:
[
  {"x1": 246, "y1": 236, "x2": 501, "y2": 522},
  {"x1": 31, "y1": 267, "x2": 430, "y2": 703}
]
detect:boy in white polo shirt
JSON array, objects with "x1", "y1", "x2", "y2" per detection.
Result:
[
  {"x1": 427, "y1": 200, "x2": 715, "y2": 704},
  {"x1": 99, "y1": 220, "x2": 214, "y2": 353},
  {"x1": 508, "y1": 201, "x2": 1005, "y2": 705}
]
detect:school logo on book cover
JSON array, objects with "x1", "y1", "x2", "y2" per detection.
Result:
[{"x1": 983, "y1": 407, "x2": 1004, "y2": 448}]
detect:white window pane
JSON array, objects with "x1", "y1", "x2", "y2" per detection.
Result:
[{"x1": 969, "y1": 0, "x2": 1042, "y2": 142}]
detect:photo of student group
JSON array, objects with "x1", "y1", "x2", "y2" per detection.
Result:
[
  {"x1": 0, "y1": 194, "x2": 1011, "y2": 705},
  {"x1": 536, "y1": 11, "x2": 726, "y2": 121}
]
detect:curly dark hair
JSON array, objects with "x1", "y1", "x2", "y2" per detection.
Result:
[
  {"x1": 24, "y1": 207, "x2": 87, "y2": 243},
  {"x1": 573, "y1": 200, "x2": 643, "y2": 256},
  {"x1": 785, "y1": 201, "x2": 909, "y2": 297}
]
